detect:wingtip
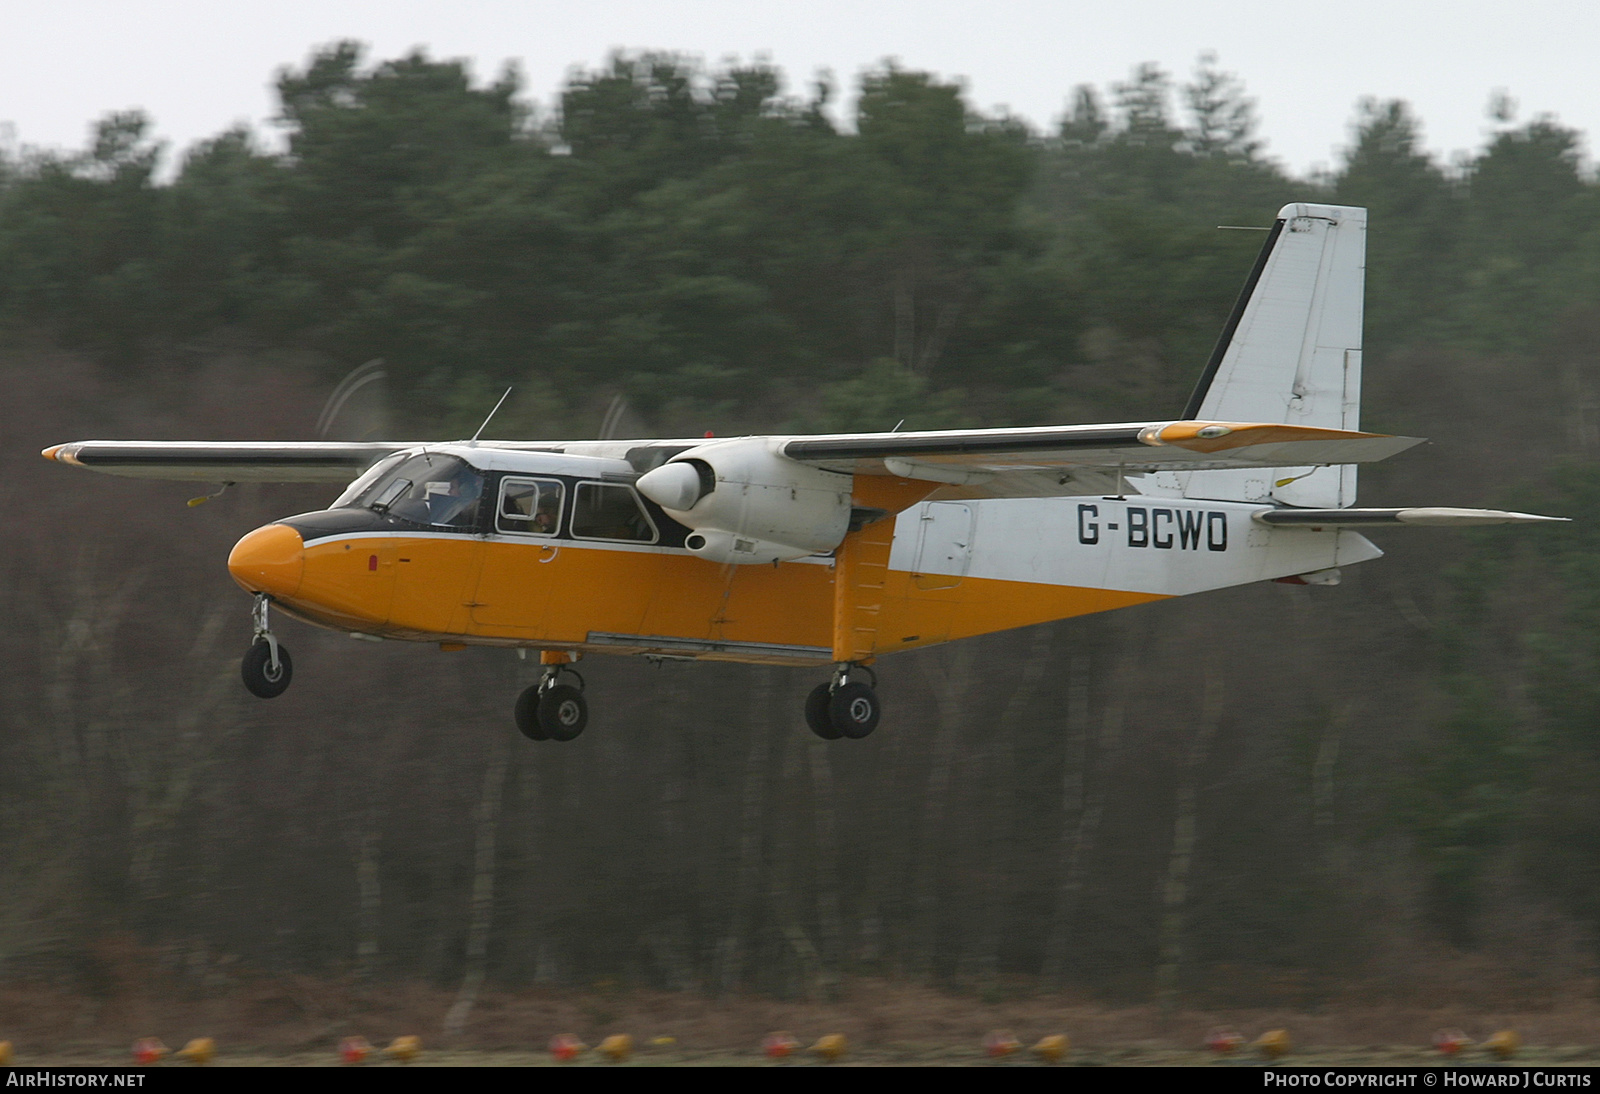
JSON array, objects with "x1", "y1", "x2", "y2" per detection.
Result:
[
  {"x1": 43, "y1": 443, "x2": 85, "y2": 466},
  {"x1": 1393, "y1": 508, "x2": 1571, "y2": 527},
  {"x1": 1479, "y1": 510, "x2": 1572, "y2": 524}
]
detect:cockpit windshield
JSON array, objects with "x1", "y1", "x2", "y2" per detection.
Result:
[
  {"x1": 329, "y1": 453, "x2": 405, "y2": 510},
  {"x1": 334, "y1": 452, "x2": 484, "y2": 529}
]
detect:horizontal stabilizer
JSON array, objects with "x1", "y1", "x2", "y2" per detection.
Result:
[{"x1": 1252, "y1": 506, "x2": 1569, "y2": 528}]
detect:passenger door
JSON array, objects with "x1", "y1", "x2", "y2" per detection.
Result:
[{"x1": 472, "y1": 477, "x2": 565, "y2": 633}]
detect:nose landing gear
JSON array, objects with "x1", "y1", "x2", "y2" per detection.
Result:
[
  {"x1": 515, "y1": 658, "x2": 587, "y2": 742},
  {"x1": 241, "y1": 594, "x2": 293, "y2": 698},
  {"x1": 805, "y1": 663, "x2": 880, "y2": 740}
]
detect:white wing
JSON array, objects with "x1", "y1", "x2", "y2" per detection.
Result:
[{"x1": 43, "y1": 441, "x2": 413, "y2": 482}]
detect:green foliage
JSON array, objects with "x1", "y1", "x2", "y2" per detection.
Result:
[
  {"x1": 1411, "y1": 466, "x2": 1600, "y2": 944},
  {"x1": 1498, "y1": 468, "x2": 1600, "y2": 930},
  {"x1": 1184, "y1": 53, "x2": 1261, "y2": 162},
  {"x1": 1, "y1": 44, "x2": 1598, "y2": 434},
  {"x1": 806, "y1": 357, "x2": 970, "y2": 433},
  {"x1": 1399, "y1": 678, "x2": 1527, "y2": 946}
]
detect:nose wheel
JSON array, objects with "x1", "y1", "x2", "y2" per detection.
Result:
[
  {"x1": 515, "y1": 664, "x2": 587, "y2": 742},
  {"x1": 805, "y1": 664, "x2": 880, "y2": 740},
  {"x1": 241, "y1": 595, "x2": 292, "y2": 698}
]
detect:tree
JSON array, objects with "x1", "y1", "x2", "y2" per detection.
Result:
[
  {"x1": 1457, "y1": 117, "x2": 1595, "y2": 349},
  {"x1": 1058, "y1": 85, "x2": 1107, "y2": 147},
  {"x1": 1184, "y1": 53, "x2": 1262, "y2": 162},
  {"x1": 1334, "y1": 99, "x2": 1461, "y2": 349},
  {"x1": 850, "y1": 65, "x2": 1034, "y2": 376}
]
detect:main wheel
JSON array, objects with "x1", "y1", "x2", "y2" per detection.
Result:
[
  {"x1": 241, "y1": 640, "x2": 293, "y2": 699},
  {"x1": 514, "y1": 684, "x2": 549, "y2": 741},
  {"x1": 805, "y1": 683, "x2": 842, "y2": 740},
  {"x1": 829, "y1": 682, "x2": 880, "y2": 739},
  {"x1": 538, "y1": 684, "x2": 587, "y2": 742}
]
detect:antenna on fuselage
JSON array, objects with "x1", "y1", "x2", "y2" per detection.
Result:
[{"x1": 470, "y1": 387, "x2": 514, "y2": 444}]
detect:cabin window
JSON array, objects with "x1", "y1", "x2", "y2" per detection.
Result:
[
  {"x1": 497, "y1": 477, "x2": 564, "y2": 536},
  {"x1": 570, "y1": 482, "x2": 657, "y2": 543},
  {"x1": 354, "y1": 453, "x2": 484, "y2": 529}
]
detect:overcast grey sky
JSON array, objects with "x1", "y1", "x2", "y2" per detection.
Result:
[{"x1": 2, "y1": 0, "x2": 1595, "y2": 178}]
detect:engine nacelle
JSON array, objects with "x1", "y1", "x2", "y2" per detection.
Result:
[
  {"x1": 636, "y1": 437, "x2": 852, "y2": 564},
  {"x1": 680, "y1": 529, "x2": 810, "y2": 566}
]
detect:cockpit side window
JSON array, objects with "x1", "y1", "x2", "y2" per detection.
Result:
[
  {"x1": 497, "y1": 478, "x2": 564, "y2": 536},
  {"x1": 354, "y1": 453, "x2": 484, "y2": 529},
  {"x1": 570, "y1": 482, "x2": 658, "y2": 543}
]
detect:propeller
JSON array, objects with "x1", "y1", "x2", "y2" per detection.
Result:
[
  {"x1": 187, "y1": 358, "x2": 389, "y2": 507},
  {"x1": 316, "y1": 359, "x2": 390, "y2": 441},
  {"x1": 598, "y1": 393, "x2": 629, "y2": 441}
]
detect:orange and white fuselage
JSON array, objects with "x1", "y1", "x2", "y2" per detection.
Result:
[{"x1": 227, "y1": 444, "x2": 1381, "y2": 667}]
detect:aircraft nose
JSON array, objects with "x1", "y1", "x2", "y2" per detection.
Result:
[{"x1": 228, "y1": 524, "x2": 305, "y2": 598}]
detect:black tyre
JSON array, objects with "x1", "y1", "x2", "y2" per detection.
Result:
[
  {"x1": 829, "y1": 682, "x2": 880, "y2": 739},
  {"x1": 514, "y1": 684, "x2": 549, "y2": 741},
  {"x1": 806, "y1": 683, "x2": 842, "y2": 739},
  {"x1": 538, "y1": 684, "x2": 587, "y2": 742},
  {"x1": 241, "y1": 640, "x2": 292, "y2": 699}
]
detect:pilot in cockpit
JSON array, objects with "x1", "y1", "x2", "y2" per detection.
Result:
[{"x1": 422, "y1": 464, "x2": 482, "y2": 527}]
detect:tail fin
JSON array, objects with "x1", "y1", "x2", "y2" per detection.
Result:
[{"x1": 1179, "y1": 203, "x2": 1366, "y2": 508}]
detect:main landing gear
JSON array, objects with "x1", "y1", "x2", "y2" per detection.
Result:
[
  {"x1": 241, "y1": 594, "x2": 293, "y2": 699},
  {"x1": 805, "y1": 664, "x2": 881, "y2": 740},
  {"x1": 515, "y1": 661, "x2": 588, "y2": 743}
]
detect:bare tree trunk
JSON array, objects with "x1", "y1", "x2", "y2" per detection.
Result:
[
  {"x1": 768, "y1": 728, "x2": 824, "y2": 1000},
  {"x1": 914, "y1": 293, "x2": 967, "y2": 376},
  {"x1": 349, "y1": 816, "x2": 382, "y2": 983},
  {"x1": 507, "y1": 656, "x2": 551, "y2": 983},
  {"x1": 1049, "y1": 647, "x2": 1128, "y2": 985},
  {"x1": 6, "y1": 549, "x2": 146, "y2": 964},
  {"x1": 971, "y1": 626, "x2": 1054, "y2": 992},
  {"x1": 893, "y1": 269, "x2": 915, "y2": 369},
  {"x1": 443, "y1": 738, "x2": 509, "y2": 1039},
  {"x1": 806, "y1": 736, "x2": 844, "y2": 998},
  {"x1": 911, "y1": 643, "x2": 975, "y2": 982},
  {"x1": 1041, "y1": 650, "x2": 1092, "y2": 981},
  {"x1": 1155, "y1": 668, "x2": 1224, "y2": 1018},
  {"x1": 645, "y1": 687, "x2": 696, "y2": 992},
  {"x1": 856, "y1": 717, "x2": 903, "y2": 966},
  {"x1": 716, "y1": 666, "x2": 775, "y2": 993},
  {"x1": 125, "y1": 601, "x2": 238, "y2": 911},
  {"x1": 1313, "y1": 710, "x2": 1344, "y2": 847},
  {"x1": 1309, "y1": 701, "x2": 1352, "y2": 977}
]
